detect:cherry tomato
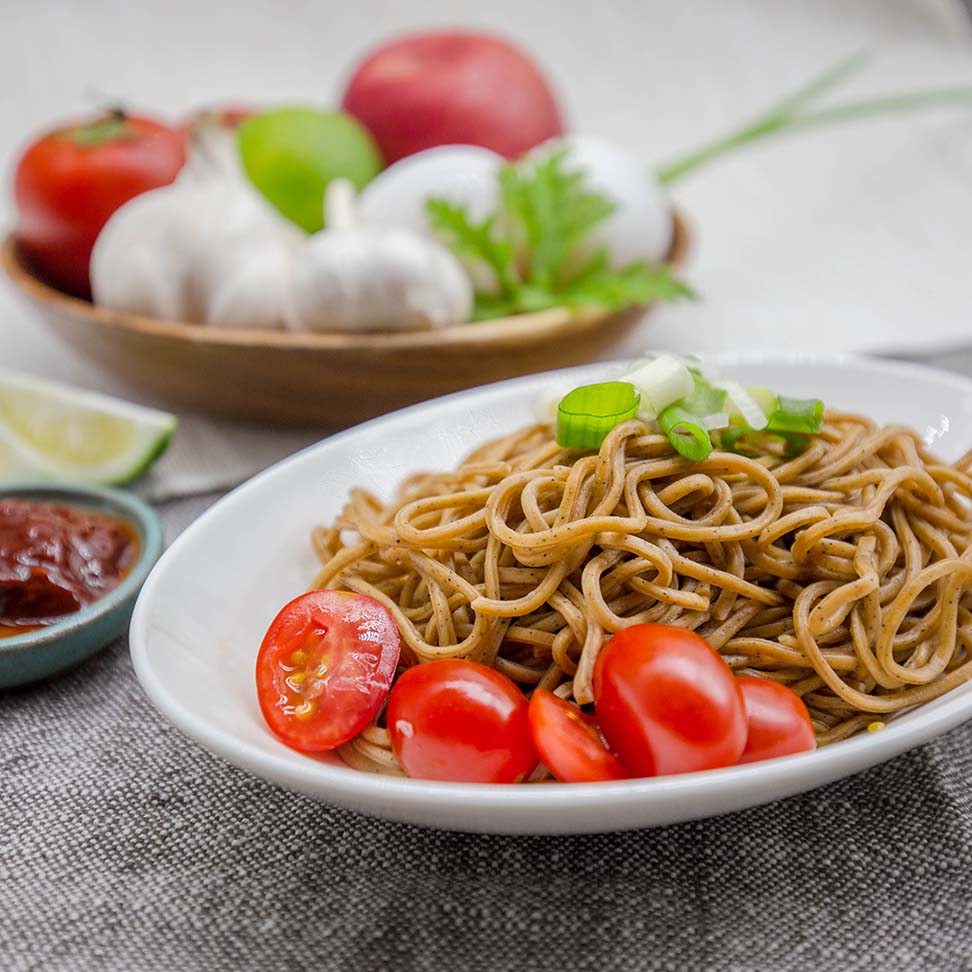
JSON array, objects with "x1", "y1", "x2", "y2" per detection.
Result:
[
  {"x1": 387, "y1": 660, "x2": 537, "y2": 783},
  {"x1": 593, "y1": 624, "x2": 747, "y2": 777},
  {"x1": 527, "y1": 689, "x2": 628, "y2": 783},
  {"x1": 736, "y1": 677, "x2": 817, "y2": 764},
  {"x1": 255, "y1": 590, "x2": 401, "y2": 753},
  {"x1": 13, "y1": 110, "x2": 186, "y2": 298}
]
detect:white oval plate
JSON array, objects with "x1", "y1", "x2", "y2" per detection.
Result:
[{"x1": 131, "y1": 353, "x2": 972, "y2": 834}]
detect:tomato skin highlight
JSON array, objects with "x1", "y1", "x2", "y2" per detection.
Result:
[
  {"x1": 593, "y1": 624, "x2": 747, "y2": 777},
  {"x1": 387, "y1": 660, "x2": 537, "y2": 783},
  {"x1": 255, "y1": 590, "x2": 401, "y2": 753},
  {"x1": 13, "y1": 111, "x2": 186, "y2": 298},
  {"x1": 528, "y1": 689, "x2": 628, "y2": 783},
  {"x1": 737, "y1": 677, "x2": 817, "y2": 764}
]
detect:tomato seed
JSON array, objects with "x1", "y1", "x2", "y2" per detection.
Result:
[{"x1": 293, "y1": 700, "x2": 317, "y2": 720}]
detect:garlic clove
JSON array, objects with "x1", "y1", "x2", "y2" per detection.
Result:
[
  {"x1": 358, "y1": 145, "x2": 503, "y2": 296},
  {"x1": 91, "y1": 124, "x2": 304, "y2": 329},
  {"x1": 91, "y1": 190, "x2": 196, "y2": 322},
  {"x1": 379, "y1": 229, "x2": 474, "y2": 329},
  {"x1": 289, "y1": 227, "x2": 472, "y2": 333},
  {"x1": 206, "y1": 242, "x2": 296, "y2": 330}
]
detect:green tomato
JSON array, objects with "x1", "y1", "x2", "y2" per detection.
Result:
[{"x1": 238, "y1": 108, "x2": 382, "y2": 232}]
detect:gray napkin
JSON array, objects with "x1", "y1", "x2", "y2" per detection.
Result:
[{"x1": 3, "y1": 494, "x2": 972, "y2": 972}]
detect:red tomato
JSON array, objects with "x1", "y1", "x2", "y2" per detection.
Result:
[
  {"x1": 340, "y1": 31, "x2": 564, "y2": 163},
  {"x1": 593, "y1": 624, "x2": 747, "y2": 777},
  {"x1": 387, "y1": 660, "x2": 537, "y2": 783},
  {"x1": 736, "y1": 677, "x2": 817, "y2": 764},
  {"x1": 255, "y1": 591, "x2": 401, "y2": 753},
  {"x1": 13, "y1": 110, "x2": 186, "y2": 298},
  {"x1": 528, "y1": 689, "x2": 628, "y2": 783}
]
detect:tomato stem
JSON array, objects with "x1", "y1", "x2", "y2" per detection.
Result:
[{"x1": 67, "y1": 109, "x2": 133, "y2": 147}]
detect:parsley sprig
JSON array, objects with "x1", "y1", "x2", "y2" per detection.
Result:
[{"x1": 426, "y1": 150, "x2": 692, "y2": 321}]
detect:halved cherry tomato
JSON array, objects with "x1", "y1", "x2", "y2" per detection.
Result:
[
  {"x1": 255, "y1": 591, "x2": 400, "y2": 753},
  {"x1": 528, "y1": 689, "x2": 628, "y2": 783},
  {"x1": 593, "y1": 624, "x2": 747, "y2": 777},
  {"x1": 737, "y1": 676, "x2": 817, "y2": 764},
  {"x1": 387, "y1": 660, "x2": 537, "y2": 783}
]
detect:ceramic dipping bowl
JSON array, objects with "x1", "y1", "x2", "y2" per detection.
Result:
[{"x1": 0, "y1": 483, "x2": 163, "y2": 688}]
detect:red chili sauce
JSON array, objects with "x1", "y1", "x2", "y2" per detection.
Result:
[{"x1": 0, "y1": 498, "x2": 139, "y2": 638}]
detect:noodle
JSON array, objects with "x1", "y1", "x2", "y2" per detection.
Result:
[{"x1": 317, "y1": 412, "x2": 972, "y2": 773}]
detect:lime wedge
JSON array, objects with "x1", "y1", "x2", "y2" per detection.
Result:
[{"x1": 0, "y1": 370, "x2": 176, "y2": 486}]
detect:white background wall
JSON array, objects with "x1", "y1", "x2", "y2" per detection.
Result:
[{"x1": 3, "y1": 0, "x2": 972, "y2": 399}]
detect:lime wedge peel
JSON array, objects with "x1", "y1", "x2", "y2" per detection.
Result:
[{"x1": 0, "y1": 369, "x2": 177, "y2": 486}]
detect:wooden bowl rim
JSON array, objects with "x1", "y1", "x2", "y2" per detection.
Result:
[{"x1": 1, "y1": 211, "x2": 689, "y2": 352}]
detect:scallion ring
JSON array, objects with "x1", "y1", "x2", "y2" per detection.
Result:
[
  {"x1": 658, "y1": 404, "x2": 714, "y2": 462},
  {"x1": 556, "y1": 382, "x2": 641, "y2": 450},
  {"x1": 766, "y1": 396, "x2": 824, "y2": 435}
]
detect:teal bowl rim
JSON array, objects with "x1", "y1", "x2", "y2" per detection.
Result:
[{"x1": 0, "y1": 482, "x2": 163, "y2": 656}]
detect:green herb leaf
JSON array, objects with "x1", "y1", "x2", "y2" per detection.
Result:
[
  {"x1": 425, "y1": 199, "x2": 518, "y2": 295},
  {"x1": 562, "y1": 253, "x2": 693, "y2": 311},
  {"x1": 471, "y1": 294, "x2": 519, "y2": 322},
  {"x1": 428, "y1": 152, "x2": 691, "y2": 321},
  {"x1": 500, "y1": 152, "x2": 615, "y2": 289}
]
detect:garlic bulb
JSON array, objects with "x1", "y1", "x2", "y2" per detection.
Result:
[
  {"x1": 358, "y1": 145, "x2": 502, "y2": 236},
  {"x1": 91, "y1": 125, "x2": 303, "y2": 329},
  {"x1": 288, "y1": 179, "x2": 472, "y2": 333},
  {"x1": 533, "y1": 134, "x2": 674, "y2": 267},
  {"x1": 358, "y1": 145, "x2": 502, "y2": 296}
]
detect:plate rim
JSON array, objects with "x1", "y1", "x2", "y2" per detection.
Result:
[{"x1": 129, "y1": 351, "x2": 972, "y2": 826}]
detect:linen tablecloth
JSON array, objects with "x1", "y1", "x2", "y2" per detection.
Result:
[
  {"x1": 4, "y1": 468, "x2": 972, "y2": 972},
  {"x1": 5, "y1": 2, "x2": 972, "y2": 967}
]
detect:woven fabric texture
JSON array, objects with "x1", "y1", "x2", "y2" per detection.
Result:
[{"x1": 3, "y1": 499, "x2": 972, "y2": 972}]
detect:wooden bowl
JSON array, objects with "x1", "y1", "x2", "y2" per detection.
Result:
[{"x1": 1, "y1": 214, "x2": 689, "y2": 427}]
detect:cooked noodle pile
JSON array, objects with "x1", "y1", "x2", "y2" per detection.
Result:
[{"x1": 308, "y1": 414, "x2": 972, "y2": 775}]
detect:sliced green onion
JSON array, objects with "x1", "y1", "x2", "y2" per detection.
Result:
[
  {"x1": 682, "y1": 376, "x2": 727, "y2": 417},
  {"x1": 701, "y1": 411, "x2": 730, "y2": 431},
  {"x1": 622, "y1": 354, "x2": 694, "y2": 419},
  {"x1": 557, "y1": 382, "x2": 641, "y2": 450},
  {"x1": 779, "y1": 432, "x2": 810, "y2": 456},
  {"x1": 721, "y1": 427, "x2": 810, "y2": 458},
  {"x1": 746, "y1": 386, "x2": 779, "y2": 417},
  {"x1": 766, "y1": 396, "x2": 824, "y2": 435},
  {"x1": 659, "y1": 404, "x2": 713, "y2": 462},
  {"x1": 720, "y1": 380, "x2": 770, "y2": 430},
  {"x1": 719, "y1": 425, "x2": 758, "y2": 457}
]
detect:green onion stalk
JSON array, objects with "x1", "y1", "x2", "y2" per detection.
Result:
[
  {"x1": 655, "y1": 52, "x2": 972, "y2": 186},
  {"x1": 721, "y1": 395, "x2": 824, "y2": 457}
]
